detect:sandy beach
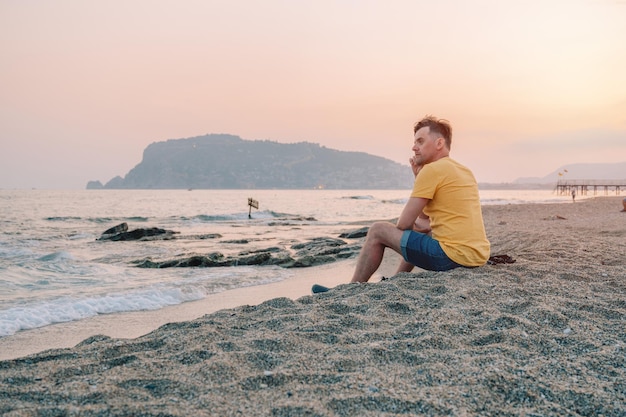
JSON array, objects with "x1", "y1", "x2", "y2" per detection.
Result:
[{"x1": 1, "y1": 196, "x2": 624, "y2": 416}]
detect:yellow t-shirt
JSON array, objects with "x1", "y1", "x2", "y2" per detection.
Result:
[{"x1": 411, "y1": 157, "x2": 490, "y2": 266}]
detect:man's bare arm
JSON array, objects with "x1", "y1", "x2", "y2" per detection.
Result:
[{"x1": 396, "y1": 197, "x2": 429, "y2": 231}]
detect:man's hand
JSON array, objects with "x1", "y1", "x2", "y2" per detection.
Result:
[
  {"x1": 409, "y1": 156, "x2": 423, "y2": 177},
  {"x1": 413, "y1": 216, "x2": 431, "y2": 234}
]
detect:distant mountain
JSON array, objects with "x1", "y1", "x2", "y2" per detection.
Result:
[
  {"x1": 513, "y1": 162, "x2": 626, "y2": 184},
  {"x1": 87, "y1": 134, "x2": 414, "y2": 190}
]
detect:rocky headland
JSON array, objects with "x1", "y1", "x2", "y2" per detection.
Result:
[{"x1": 87, "y1": 134, "x2": 413, "y2": 190}]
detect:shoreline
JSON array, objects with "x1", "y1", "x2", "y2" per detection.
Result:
[
  {"x1": 1, "y1": 196, "x2": 624, "y2": 415},
  {"x1": 0, "y1": 252, "x2": 399, "y2": 361}
]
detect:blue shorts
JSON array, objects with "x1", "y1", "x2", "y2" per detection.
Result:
[{"x1": 400, "y1": 230, "x2": 462, "y2": 271}]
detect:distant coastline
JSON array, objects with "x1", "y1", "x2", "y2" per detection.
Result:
[{"x1": 478, "y1": 182, "x2": 554, "y2": 190}]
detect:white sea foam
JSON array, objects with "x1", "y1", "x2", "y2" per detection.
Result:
[
  {"x1": 37, "y1": 251, "x2": 75, "y2": 262},
  {"x1": 0, "y1": 286, "x2": 206, "y2": 337}
]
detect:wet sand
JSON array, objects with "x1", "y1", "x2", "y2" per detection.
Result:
[{"x1": 0, "y1": 196, "x2": 624, "y2": 416}]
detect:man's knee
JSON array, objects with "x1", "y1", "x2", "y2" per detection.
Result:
[
  {"x1": 366, "y1": 221, "x2": 403, "y2": 248},
  {"x1": 367, "y1": 221, "x2": 392, "y2": 238}
]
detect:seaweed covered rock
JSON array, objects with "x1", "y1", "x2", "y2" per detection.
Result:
[
  {"x1": 98, "y1": 223, "x2": 178, "y2": 241},
  {"x1": 135, "y1": 237, "x2": 362, "y2": 269}
]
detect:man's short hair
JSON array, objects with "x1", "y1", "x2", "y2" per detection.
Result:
[{"x1": 413, "y1": 116, "x2": 452, "y2": 150}]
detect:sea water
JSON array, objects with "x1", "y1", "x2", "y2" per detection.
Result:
[{"x1": 0, "y1": 188, "x2": 569, "y2": 338}]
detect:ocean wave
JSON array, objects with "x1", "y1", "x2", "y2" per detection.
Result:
[
  {"x1": 0, "y1": 286, "x2": 206, "y2": 337},
  {"x1": 126, "y1": 216, "x2": 149, "y2": 222},
  {"x1": 45, "y1": 216, "x2": 149, "y2": 223},
  {"x1": 0, "y1": 267, "x2": 290, "y2": 337},
  {"x1": 190, "y1": 210, "x2": 304, "y2": 223},
  {"x1": 191, "y1": 214, "x2": 250, "y2": 222},
  {"x1": 45, "y1": 216, "x2": 82, "y2": 222},
  {"x1": 37, "y1": 251, "x2": 75, "y2": 262},
  {"x1": 68, "y1": 233, "x2": 92, "y2": 240},
  {"x1": 0, "y1": 242, "x2": 34, "y2": 260},
  {"x1": 88, "y1": 216, "x2": 149, "y2": 223},
  {"x1": 21, "y1": 251, "x2": 114, "y2": 278}
]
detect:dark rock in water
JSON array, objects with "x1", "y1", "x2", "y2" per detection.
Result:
[
  {"x1": 291, "y1": 237, "x2": 345, "y2": 251},
  {"x1": 191, "y1": 234, "x2": 222, "y2": 240},
  {"x1": 101, "y1": 222, "x2": 129, "y2": 237},
  {"x1": 135, "y1": 236, "x2": 361, "y2": 269},
  {"x1": 280, "y1": 237, "x2": 361, "y2": 268},
  {"x1": 136, "y1": 251, "x2": 275, "y2": 268},
  {"x1": 292, "y1": 238, "x2": 355, "y2": 258},
  {"x1": 135, "y1": 253, "x2": 226, "y2": 268},
  {"x1": 239, "y1": 247, "x2": 283, "y2": 255},
  {"x1": 339, "y1": 227, "x2": 369, "y2": 239},
  {"x1": 222, "y1": 239, "x2": 250, "y2": 244},
  {"x1": 234, "y1": 252, "x2": 274, "y2": 266},
  {"x1": 98, "y1": 224, "x2": 178, "y2": 241}
]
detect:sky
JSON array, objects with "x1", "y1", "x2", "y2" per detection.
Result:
[{"x1": 1, "y1": 0, "x2": 625, "y2": 189}]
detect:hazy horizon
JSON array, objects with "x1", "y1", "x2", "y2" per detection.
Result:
[{"x1": 2, "y1": 0, "x2": 625, "y2": 189}]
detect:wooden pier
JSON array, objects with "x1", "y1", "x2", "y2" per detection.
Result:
[{"x1": 555, "y1": 179, "x2": 626, "y2": 196}]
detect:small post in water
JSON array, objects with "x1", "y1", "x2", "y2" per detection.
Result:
[{"x1": 248, "y1": 198, "x2": 259, "y2": 219}]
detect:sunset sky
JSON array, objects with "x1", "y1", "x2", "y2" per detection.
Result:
[{"x1": 1, "y1": 0, "x2": 625, "y2": 189}]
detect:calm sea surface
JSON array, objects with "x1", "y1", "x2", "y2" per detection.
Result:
[{"x1": 0, "y1": 188, "x2": 570, "y2": 338}]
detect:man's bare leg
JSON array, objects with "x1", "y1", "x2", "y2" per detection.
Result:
[
  {"x1": 351, "y1": 222, "x2": 404, "y2": 283},
  {"x1": 395, "y1": 259, "x2": 415, "y2": 274}
]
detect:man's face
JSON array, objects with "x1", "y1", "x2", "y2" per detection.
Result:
[{"x1": 412, "y1": 126, "x2": 439, "y2": 166}]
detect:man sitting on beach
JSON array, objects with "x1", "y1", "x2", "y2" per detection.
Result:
[{"x1": 350, "y1": 116, "x2": 490, "y2": 283}]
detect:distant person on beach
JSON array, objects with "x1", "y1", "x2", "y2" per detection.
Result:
[
  {"x1": 350, "y1": 116, "x2": 490, "y2": 283},
  {"x1": 571, "y1": 188, "x2": 576, "y2": 202},
  {"x1": 622, "y1": 197, "x2": 626, "y2": 212}
]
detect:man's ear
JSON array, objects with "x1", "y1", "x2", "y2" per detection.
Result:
[{"x1": 436, "y1": 137, "x2": 445, "y2": 149}]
